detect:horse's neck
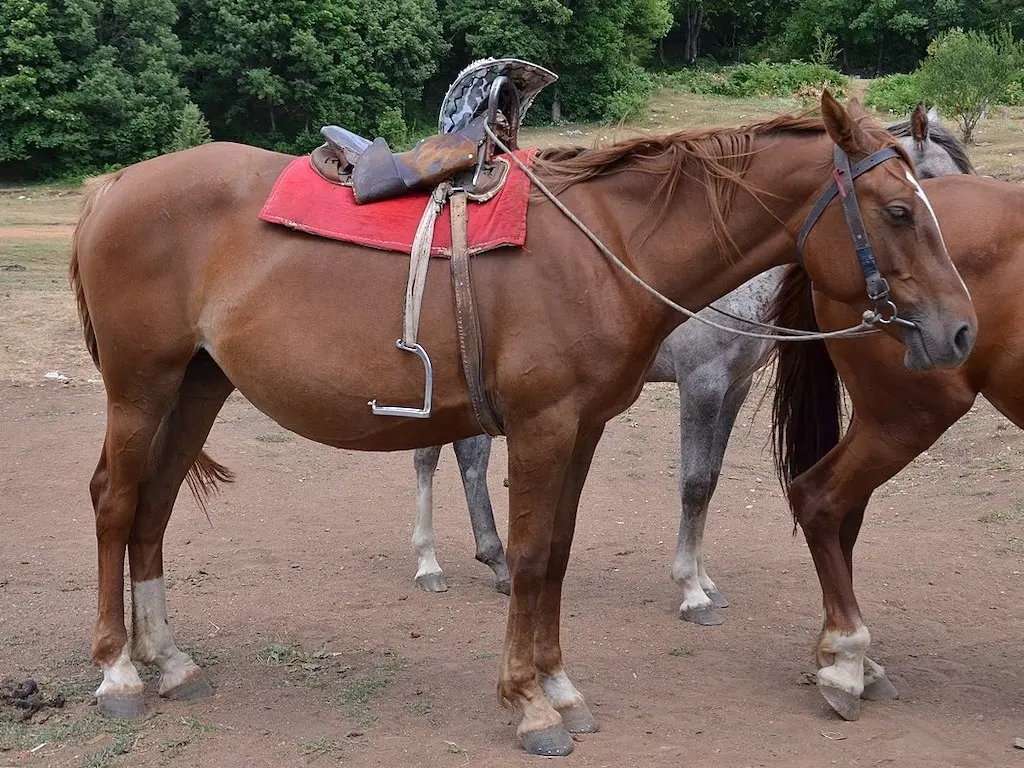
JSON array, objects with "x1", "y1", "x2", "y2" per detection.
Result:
[{"x1": 617, "y1": 136, "x2": 824, "y2": 329}]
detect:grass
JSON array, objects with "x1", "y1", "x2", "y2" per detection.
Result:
[
  {"x1": 337, "y1": 657, "x2": 402, "y2": 726},
  {"x1": 257, "y1": 641, "x2": 305, "y2": 667},
  {"x1": 297, "y1": 736, "x2": 343, "y2": 756},
  {"x1": 978, "y1": 501, "x2": 1024, "y2": 524},
  {"x1": 0, "y1": 711, "x2": 143, "y2": 767},
  {"x1": 256, "y1": 432, "x2": 294, "y2": 443}
]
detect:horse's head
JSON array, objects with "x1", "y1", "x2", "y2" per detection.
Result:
[
  {"x1": 893, "y1": 104, "x2": 974, "y2": 179},
  {"x1": 799, "y1": 92, "x2": 976, "y2": 371}
]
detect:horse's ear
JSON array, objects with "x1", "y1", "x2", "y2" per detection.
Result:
[
  {"x1": 911, "y1": 103, "x2": 930, "y2": 143},
  {"x1": 926, "y1": 106, "x2": 942, "y2": 124},
  {"x1": 821, "y1": 90, "x2": 871, "y2": 156}
]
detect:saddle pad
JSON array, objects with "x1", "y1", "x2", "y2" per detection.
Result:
[{"x1": 258, "y1": 149, "x2": 538, "y2": 257}]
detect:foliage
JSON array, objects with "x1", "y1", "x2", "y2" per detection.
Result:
[
  {"x1": 918, "y1": 26, "x2": 1024, "y2": 142},
  {"x1": 2, "y1": 0, "x2": 1024, "y2": 179},
  {"x1": 177, "y1": 0, "x2": 448, "y2": 151},
  {"x1": 0, "y1": 0, "x2": 188, "y2": 180},
  {"x1": 811, "y1": 26, "x2": 841, "y2": 68},
  {"x1": 555, "y1": 0, "x2": 673, "y2": 121},
  {"x1": 864, "y1": 72, "x2": 923, "y2": 114},
  {"x1": 663, "y1": 61, "x2": 848, "y2": 99},
  {"x1": 166, "y1": 101, "x2": 212, "y2": 152}
]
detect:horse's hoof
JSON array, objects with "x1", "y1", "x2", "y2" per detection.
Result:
[
  {"x1": 861, "y1": 675, "x2": 899, "y2": 701},
  {"x1": 414, "y1": 572, "x2": 449, "y2": 593},
  {"x1": 819, "y1": 683, "x2": 861, "y2": 721},
  {"x1": 162, "y1": 673, "x2": 214, "y2": 701},
  {"x1": 519, "y1": 724, "x2": 574, "y2": 756},
  {"x1": 97, "y1": 692, "x2": 146, "y2": 719},
  {"x1": 705, "y1": 586, "x2": 729, "y2": 609},
  {"x1": 557, "y1": 703, "x2": 599, "y2": 734},
  {"x1": 495, "y1": 578, "x2": 511, "y2": 596},
  {"x1": 680, "y1": 604, "x2": 724, "y2": 626}
]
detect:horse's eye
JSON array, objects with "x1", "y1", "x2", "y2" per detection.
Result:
[{"x1": 885, "y1": 204, "x2": 913, "y2": 224}]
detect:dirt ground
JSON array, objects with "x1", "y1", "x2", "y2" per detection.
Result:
[{"x1": 3, "y1": 93, "x2": 1024, "y2": 767}]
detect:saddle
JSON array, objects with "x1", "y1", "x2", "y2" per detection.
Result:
[
  {"x1": 312, "y1": 77, "x2": 521, "y2": 204},
  {"x1": 307, "y1": 61, "x2": 558, "y2": 437}
]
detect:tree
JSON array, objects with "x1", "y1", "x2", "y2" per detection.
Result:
[
  {"x1": 556, "y1": 0, "x2": 673, "y2": 120},
  {"x1": 177, "y1": 0, "x2": 448, "y2": 151},
  {"x1": 918, "y1": 26, "x2": 1023, "y2": 142},
  {"x1": 0, "y1": 0, "x2": 189, "y2": 180},
  {"x1": 166, "y1": 101, "x2": 212, "y2": 153}
]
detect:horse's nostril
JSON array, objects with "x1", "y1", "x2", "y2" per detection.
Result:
[{"x1": 953, "y1": 323, "x2": 974, "y2": 358}]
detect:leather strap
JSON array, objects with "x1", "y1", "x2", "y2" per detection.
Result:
[
  {"x1": 450, "y1": 192, "x2": 505, "y2": 436},
  {"x1": 795, "y1": 146, "x2": 901, "y2": 262}
]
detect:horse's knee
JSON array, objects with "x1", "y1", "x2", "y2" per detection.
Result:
[{"x1": 413, "y1": 445, "x2": 442, "y2": 479}]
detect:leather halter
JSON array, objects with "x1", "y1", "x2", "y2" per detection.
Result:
[{"x1": 796, "y1": 145, "x2": 915, "y2": 327}]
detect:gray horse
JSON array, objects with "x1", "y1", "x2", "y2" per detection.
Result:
[{"x1": 410, "y1": 106, "x2": 974, "y2": 623}]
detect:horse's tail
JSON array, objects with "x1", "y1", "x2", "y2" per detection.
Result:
[
  {"x1": 69, "y1": 171, "x2": 234, "y2": 511},
  {"x1": 768, "y1": 265, "x2": 842, "y2": 523},
  {"x1": 185, "y1": 450, "x2": 236, "y2": 516}
]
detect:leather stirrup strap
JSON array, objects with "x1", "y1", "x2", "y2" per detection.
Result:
[{"x1": 450, "y1": 192, "x2": 505, "y2": 437}]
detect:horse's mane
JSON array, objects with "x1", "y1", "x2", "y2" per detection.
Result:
[
  {"x1": 534, "y1": 112, "x2": 905, "y2": 263},
  {"x1": 886, "y1": 117, "x2": 975, "y2": 174}
]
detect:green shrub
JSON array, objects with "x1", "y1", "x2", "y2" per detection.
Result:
[
  {"x1": 660, "y1": 61, "x2": 848, "y2": 99},
  {"x1": 918, "y1": 26, "x2": 1024, "y2": 143},
  {"x1": 864, "y1": 73, "x2": 924, "y2": 115},
  {"x1": 598, "y1": 65, "x2": 655, "y2": 122},
  {"x1": 166, "y1": 103, "x2": 213, "y2": 154},
  {"x1": 1003, "y1": 70, "x2": 1024, "y2": 106}
]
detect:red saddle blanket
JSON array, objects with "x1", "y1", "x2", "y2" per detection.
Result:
[{"x1": 258, "y1": 149, "x2": 538, "y2": 257}]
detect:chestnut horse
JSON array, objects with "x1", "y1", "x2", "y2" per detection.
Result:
[
  {"x1": 770, "y1": 174, "x2": 1024, "y2": 722},
  {"x1": 70, "y1": 94, "x2": 973, "y2": 756},
  {"x1": 405, "y1": 107, "x2": 974, "y2": 621}
]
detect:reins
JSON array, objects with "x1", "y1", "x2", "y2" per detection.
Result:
[{"x1": 486, "y1": 124, "x2": 911, "y2": 343}]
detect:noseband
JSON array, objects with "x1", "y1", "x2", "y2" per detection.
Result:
[{"x1": 796, "y1": 145, "x2": 916, "y2": 329}]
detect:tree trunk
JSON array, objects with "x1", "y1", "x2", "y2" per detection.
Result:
[
  {"x1": 551, "y1": 87, "x2": 562, "y2": 123},
  {"x1": 684, "y1": 4, "x2": 704, "y2": 64},
  {"x1": 875, "y1": 31, "x2": 884, "y2": 75}
]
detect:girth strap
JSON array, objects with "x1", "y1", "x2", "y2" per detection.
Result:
[{"x1": 450, "y1": 191, "x2": 505, "y2": 437}]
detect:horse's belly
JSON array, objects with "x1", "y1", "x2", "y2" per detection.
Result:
[{"x1": 200, "y1": 251, "x2": 483, "y2": 450}]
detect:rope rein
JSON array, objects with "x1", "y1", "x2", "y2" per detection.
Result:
[{"x1": 486, "y1": 124, "x2": 888, "y2": 343}]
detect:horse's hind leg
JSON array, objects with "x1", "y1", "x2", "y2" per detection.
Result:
[
  {"x1": 412, "y1": 445, "x2": 447, "y2": 592},
  {"x1": 672, "y1": 374, "x2": 751, "y2": 624},
  {"x1": 91, "y1": 371, "x2": 186, "y2": 716},
  {"x1": 453, "y1": 435, "x2": 510, "y2": 594},
  {"x1": 127, "y1": 352, "x2": 234, "y2": 701}
]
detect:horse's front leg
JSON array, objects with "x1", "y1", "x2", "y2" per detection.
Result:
[
  {"x1": 790, "y1": 411, "x2": 958, "y2": 720},
  {"x1": 499, "y1": 419, "x2": 600, "y2": 756},
  {"x1": 534, "y1": 425, "x2": 604, "y2": 734}
]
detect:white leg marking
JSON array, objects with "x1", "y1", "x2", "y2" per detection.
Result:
[
  {"x1": 672, "y1": 550, "x2": 713, "y2": 615},
  {"x1": 412, "y1": 476, "x2": 444, "y2": 582},
  {"x1": 95, "y1": 644, "x2": 144, "y2": 698},
  {"x1": 817, "y1": 626, "x2": 871, "y2": 695},
  {"x1": 863, "y1": 655, "x2": 887, "y2": 686},
  {"x1": 131, "y1": 577, "x2": 202, "y2": 695},
  {"x1": 539, "y1": 669, "x2": 585, "y2": 710}
]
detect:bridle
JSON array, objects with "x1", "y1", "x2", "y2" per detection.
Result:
[{"x1": 795, "y1": 145, "x2": 917, "y2": 330}]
